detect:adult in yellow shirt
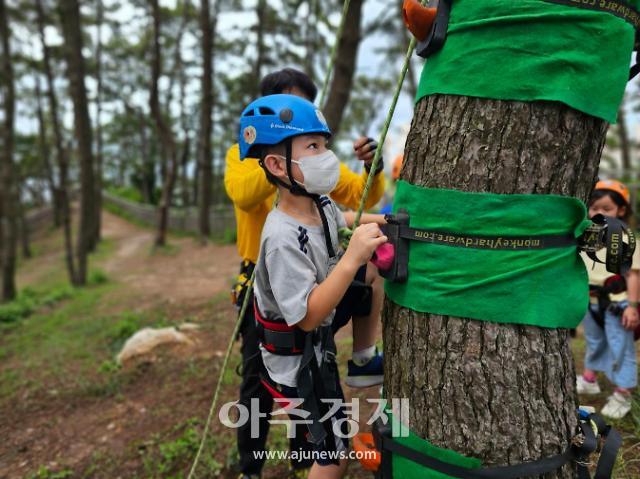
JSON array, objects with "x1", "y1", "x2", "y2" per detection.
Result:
[{"x1": 224, "y1": 68, "x2": 385, "y2": 479}]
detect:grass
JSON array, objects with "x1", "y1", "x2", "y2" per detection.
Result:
[{"x1": 140, "y1": 418, "x2": 224, "y2": 479}]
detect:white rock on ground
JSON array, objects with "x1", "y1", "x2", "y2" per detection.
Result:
[{"x1": 116, "y1": 327, "x2": 195, "y2": 364}]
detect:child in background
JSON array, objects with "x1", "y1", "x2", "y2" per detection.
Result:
[
  {"x1": 577, "y1": 179, "x2": 640, "y2": 419},
  {"x1": 238, "y1": 94, "x2": 387, "y2": 478}
]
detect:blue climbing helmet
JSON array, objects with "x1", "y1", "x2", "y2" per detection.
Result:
[{"x1": 238, "y1": 94, "x2": 331, "y2": 160}]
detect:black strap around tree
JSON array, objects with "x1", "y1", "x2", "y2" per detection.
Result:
[
  {"x1": 397, "y1": 225, "x2": 576, "y2": 251},
  {"x1": 374, "y1": 412, "x2": 621, "y2": 479}
]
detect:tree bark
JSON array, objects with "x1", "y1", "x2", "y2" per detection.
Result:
[
  {"x1": 250, "y1": 0, "x2": 267, "y2": 99},
  {"x1": 322, "y1": 0, "x2": 363, "y2": 136},
  {"x1": 38, "y1": 0, "x2": 76, "y2": 284},
  {"x1": 384, "y1": 95, "x2": 607, "y2": 476},
  {"x1": 197, "y1": 0, "x2": 214, "y2": 241},
  {"x1": 59, "y1": 0, "x2": 96, "y2": 285},
  {"x1": 17, "y1": 191, "x2": 31, "y2": 259},
  {"x1": 35, "y1": 75, "x2": 60, "y2": 227},
  {"x1": 0, "y1": 0, "x2": 18, "y2": 301},
  {"x1": 149, "y1": 0, "x2": 179, "y2": 247},
  {"x1": 92, "y1": 0, "x2": 105, "y2": 249}
]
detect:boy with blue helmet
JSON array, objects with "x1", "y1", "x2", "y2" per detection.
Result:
[
  {"x1": 225, "y1": 68, "x2": 385, "y2": 479},
  {"x1": 241, "y1": 94, "x2": 387, "y2": 478}
]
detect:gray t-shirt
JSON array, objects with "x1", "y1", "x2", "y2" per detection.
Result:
[{"x1": 254, "y1": 198, "x2": 346, "y2": 387}]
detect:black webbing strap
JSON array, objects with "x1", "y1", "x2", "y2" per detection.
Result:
[
  {"x1": 397, "y1": 225, "x2": 576, "y2": 251},
  {"x1": 583, "y1": 215, "x2": 635, "y2": 275},
  {"x1": 312, "y1": 194, "x2": 337, "y2": 258},
  {"x1": 376, "y1": 429, "x2": 574, "y2": 479},
  {"x1": 416, "y1": 0, "x2": 452, "y2": 58},
  {"x1": 374, "y1": 412, "x2": 621, "y2": 479}
]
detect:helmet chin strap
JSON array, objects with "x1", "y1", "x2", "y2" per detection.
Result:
[{"x1": 261, "y1": 138, "x2": 336, "y2": 258}]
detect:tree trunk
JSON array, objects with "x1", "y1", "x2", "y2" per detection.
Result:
[
  {"x1": 38, "y1": 0, "x2": 76, "y2": 284},
  {"x1": 0, "y1": 0, "x2": 18, "y2": 301},
  {"x1": 35, "y1": 75, "x2": 60, "y2": 227},
  {"x1": 92, "y1": 0, "x2": 104, "y2": 249},
  {"x1": 17, "y1": 191, "x2": 31, "y2": 260},
  {"x1": 59, "y1": 0, "x2": 96, "y2": 285},
  {"x1": 197, "y1": 0, "x2": 214, "y2": 241},
  {"x1": 384, "y1": 95, "x2": 607, "y2": 476},
  {"x1": 253, "y1": 0, "x2": 267, "y2": 95},
  {"x1": 322, "y1": 0, "x2": 363, "y2": 136},
  {"x1": 149, "y1": 0, "x2": 179, "y2": 247}
]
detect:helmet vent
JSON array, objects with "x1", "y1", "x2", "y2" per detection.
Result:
[
  {"x1": 258, "y1": 107, "x2": 275, "y2": 115},
  {"x1": 244, "y1": 109, "x2": 255, "y2": 117}
]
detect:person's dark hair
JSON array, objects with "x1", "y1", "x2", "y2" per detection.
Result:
[
  {"x1": 259, "y1": 68, "x2": 317, "y2": 101},
  {"x1": 589, "y1": 189, "x2": 632, "y2": 221}
]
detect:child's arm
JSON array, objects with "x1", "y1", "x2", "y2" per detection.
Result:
[
  {"x1": 298, "y1": 223, "x2": 387, "y2": 332},
  {"x1": 342, "y1": 211, "x2": 387, "y2": 228},
  {"x1": 622, "y1": 269, "x2": 640, "y2": 330}
]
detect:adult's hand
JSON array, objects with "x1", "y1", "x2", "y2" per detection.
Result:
[{"x1": 354, "y1": 137, "x2": 377, "y2": 165}]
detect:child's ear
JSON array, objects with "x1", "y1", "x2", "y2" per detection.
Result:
[
  {"x1": 263, "y1": 154, "x2": 286, "y2": 179},
  {"x1": 619, "y1": 205, "x2": 628, "y2": 219}
]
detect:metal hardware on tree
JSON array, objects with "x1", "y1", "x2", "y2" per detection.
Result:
[
  {"x1": 415, "y1": 0, "x2": 452, "y2": 58},
  {"x1": 379, "y1": 210, "x2": 636, "y2": 284}
]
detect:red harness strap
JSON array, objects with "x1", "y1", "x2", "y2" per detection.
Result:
[{"x1": 254, "y1": 300, "x2": 304, "y2": 355}]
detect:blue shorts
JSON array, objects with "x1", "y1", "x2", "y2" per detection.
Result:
[
  {"x1": 584, "y1": 303, "x2": 637, "y2": 388},
  {"x1": 332, "y1": 264, "x2": 370, "y2": 334}
]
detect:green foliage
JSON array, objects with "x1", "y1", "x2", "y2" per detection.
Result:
[
  {"x1": 89, "y1": 268, "x2": 109, "y2": 285},
  {"x1": 107, "y1": 185, "x2": 144, "y2": 203},
  {"x1": 141, "y1": 418, "x2": 223, "y2": 478},
  {"x1": 28, "y1": 466, "x2": 73, "y2": 479},
  {"x1": 0, "y1": 285, "x2": 73, "y2": 323},
  {"x1": 221, "y1": 226, "x2": 237, "y2": 244}
]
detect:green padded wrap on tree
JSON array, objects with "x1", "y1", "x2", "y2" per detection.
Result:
[
  {"x1": 416, "y1": 0, "x2": 638, "y2": 123},
  {"x1": 386, "y1": 413, "x2": 482, "y2": 478},
  {"x1": 385, "y1": 181, "x2": 591, "y2": 328}
]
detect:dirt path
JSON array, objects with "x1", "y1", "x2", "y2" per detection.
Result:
[{"x1": 1, "y1": 211, "x2": 244, "y2": 479}]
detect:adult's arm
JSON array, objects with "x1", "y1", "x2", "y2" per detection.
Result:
[{"x1": 223, "y1": 143, "x2": 276, "y2": 212}]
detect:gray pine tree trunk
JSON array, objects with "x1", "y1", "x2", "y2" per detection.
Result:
[
  {"x1": 149, "y1": 0, "x2": 178, "y2": 247},
  {"x1": 59, "y1": 0, "x2": 96, "y2": 285},
  {"x1": 322, "y1": 0, "x2": 363, "y2": 136},
  {"x1": 197, "y1": 0, "x2": 214, "y2": 241},
  {"x1": 384, "y1": 94, "x2": 607, "y2": 477},
  {"x1": 37, "y1": 0, "x2": 76, "y2": 284},
  {"x1": 0, "y1": 0, "x2": 18, "y2": 301}
]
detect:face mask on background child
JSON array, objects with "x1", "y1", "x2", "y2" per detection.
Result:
[{"x1": 291, "y1": 150, "x2": 340, "y2": 195}]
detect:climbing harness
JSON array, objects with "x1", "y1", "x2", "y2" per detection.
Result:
[
  {"x1": 579, "y1": 214, "x2": 636, "y2": 276},
  {"x1": 378, "y1": 210, "x2": 636, "y2": 283},
  {"x1": 589, "y1": 275, "x2": 640, "y2": 341},
  {"x1": 360, "y1": 409, "x2": 622, "y2": 479}
]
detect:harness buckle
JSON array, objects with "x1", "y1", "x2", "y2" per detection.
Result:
[
  {"x1": 379, "y1": 209, "x2": 411, "y2": 283},
  {"x1": 323, "y1": 350, "x2": 337, "y2": 364}
]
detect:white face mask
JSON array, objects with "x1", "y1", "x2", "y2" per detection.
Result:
[
  {"x1": 291, "y1": 150, "x2": 340, "y2": 195},
  {"x1": 274, "y1": 150, "x2": 340, "y2": 195}
]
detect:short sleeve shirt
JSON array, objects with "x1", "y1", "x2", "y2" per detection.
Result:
[{"x1": 254, "y1": 197, "x2": 346, "y2": 386}]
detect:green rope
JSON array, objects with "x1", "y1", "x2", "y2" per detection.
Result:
[
  {"x1": 186, "y1": 269, "x2": 254, "y2": 479},
  {"x1": 318, "y1": 0, "x2": 352, "y2": 109},
  {"x1": 188, "y1": 2, "x2": 423, "y2": 474},
  {"x1": 352, "y1": 24, "x2": 421, "y2": 228}
]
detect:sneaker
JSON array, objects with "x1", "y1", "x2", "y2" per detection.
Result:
[
  {"x1": 346, "y1": 351, "x2": 383, "y2": 388},
  {"x1": 601, "y1": 392, "x2": 632, "y2": 419},
  {"x1": 576, "y1": 375, "x2": 601, "y2": 395}
]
